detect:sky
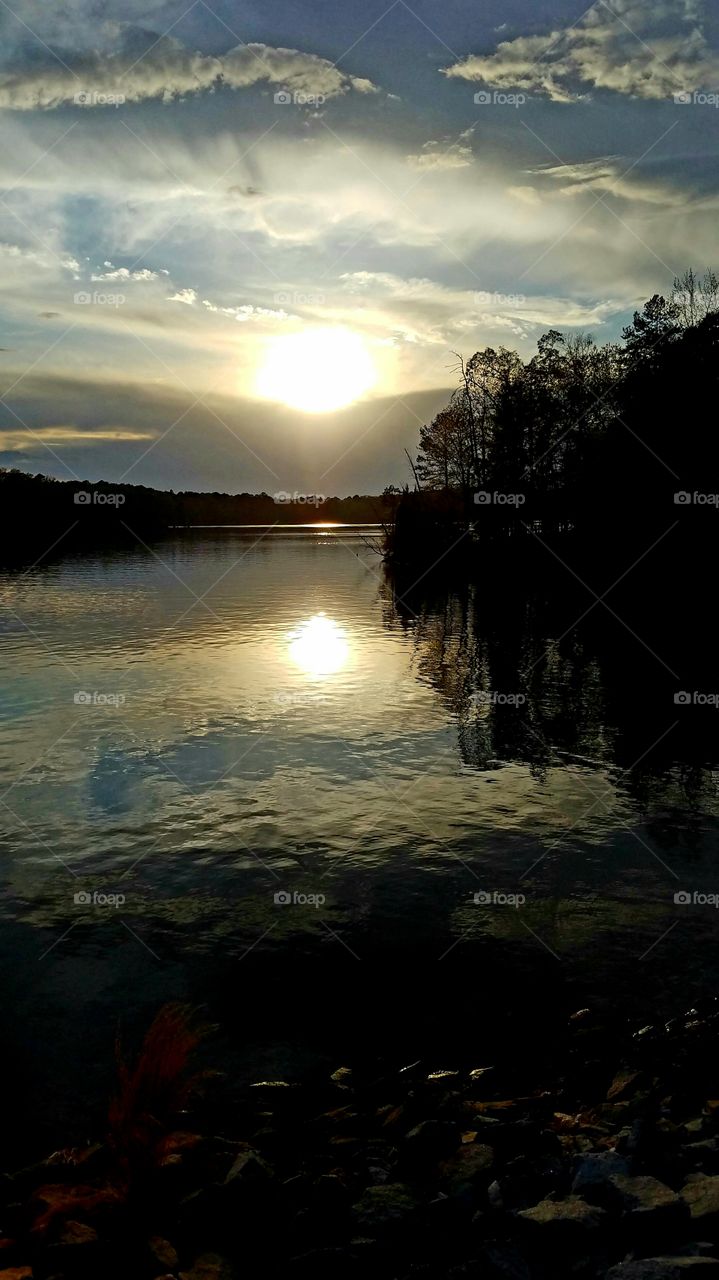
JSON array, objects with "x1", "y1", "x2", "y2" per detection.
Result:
[{"x1": 0, "y1": 0, "x2": 717, "y2": 494}]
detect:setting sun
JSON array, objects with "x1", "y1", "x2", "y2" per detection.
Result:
[{"x1": 256, "y1": 327, "x2": 376, "y2": 413}]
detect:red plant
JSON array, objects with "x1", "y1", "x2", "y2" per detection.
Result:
[{"x1": 108, "y1": 1003, "x2": 208, "y2": 1179}]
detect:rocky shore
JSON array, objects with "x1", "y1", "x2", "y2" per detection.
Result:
[{"x1": 5, "y1": 1000, "x2": 719, "y2": 1280}]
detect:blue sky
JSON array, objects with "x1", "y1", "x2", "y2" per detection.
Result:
[{"x1": 0, "y1": 0, "x2": 717, "y2": 493}]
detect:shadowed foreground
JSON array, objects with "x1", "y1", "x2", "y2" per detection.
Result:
[{"x1": 6, "y1": 1001, "x2": 719, "y2": 1279}]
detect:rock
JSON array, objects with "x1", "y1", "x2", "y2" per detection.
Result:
[
  {"x1": 287, "y1": 1246, "x2": 362, "y2": 1277},
  {"x1": 685, "y1": 1119, "x2": 708, "y2": 1138},
  {"x1": 477, "y1": 1242, "x2": 533, "y2": 1280},
  {"x1": 249, "y1": 1080, "x2": 296, "y2": 1089},
  {"x1": 32, "y1": 1182, "x2": 123, "y2": 1236},
  {"x1": 685, "y1": 1140, "x2": 719, "y2": 1173},
  {"x1": 488, "y1": 1180, "x2": 503, "y2": 1209},
  {"x1": 608, "y1": 1174, "x2": 688, "y2": 1242},
  {"x1": 683, "y1": 1175, "x2": 719, "y2": 1229},
  {"x1": 607, "y1": 1070, "x2": 646, "y2": 1102},
  {"x1": 55, "y1": 1220, "x2": 98, "y2": 1246},
  {"x1": 179, "y1": 1253, "x2": 235, "y2": 1280},
  {"x1": 224, "y1": 1148, "x2": 274, "y2": 1187},
  {"x1": 572, "y1": 1149, "x2": 630, "y2": 1196},
  {"x1": 330, "y1": 1067, "x2": 352, "y2": 1085},
  {"x1": 310, "y1": 1174, "x2": 350, "y2": 1213},
  {"x1": 352, "y1": 1184, "x2": 417, "y2": 1233},
  {"x1": 402, "y1": 1120, "x2": 460, "y2": 1164},
  {"x1": 439, "y1": 1144, "x2": 494, "y2": 1191},
  {"x1": 516, "y1": 1195, "x2": 607, "y2": 1247},
  {"x1": 149, "y1": 1236, "x2": 179, "y2": 1271},
  {"x1": 606, "y1": 1259, "x2": 719, "y2": 1280}
]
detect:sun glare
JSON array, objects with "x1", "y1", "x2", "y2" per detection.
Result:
[
  {"x1": 256, "y1": 327, "x2": 376, "y2": 413},
  {"x1": 288, "y1": 613, "x2": 349, "y2": 676}
]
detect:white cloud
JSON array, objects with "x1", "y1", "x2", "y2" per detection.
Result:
[
  {"x1": 91, "y1": 266, "x2": 159, "y2": 281},
  {"x1": 167, "y1": 287, "x2": 197, "y2": 305},
  {"x1": 201, "y1": 299, "x2": 288, "y2": 322},
  {"x1": 0, "y1": 38, "x2": 379, "y2": 110},
  {"x1": 444, "y1": 0, "x2": 719, "y2": 101},
  {"x1": 406, "y1": 128, "x2": 475, "y2": 171},
  {"x1": 0, "y1": 425, "x2": 153, "y2": 451}
]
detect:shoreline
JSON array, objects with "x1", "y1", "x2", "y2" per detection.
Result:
[{"x1": 6, "y1": 999, "x2": 719, "y2": 1279}]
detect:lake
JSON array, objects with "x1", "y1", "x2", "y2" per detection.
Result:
[{"x1": 1, "y1": 526, "x2": 718, "y2": 1163}]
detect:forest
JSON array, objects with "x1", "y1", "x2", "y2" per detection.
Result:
[{"x1": 388, "y1": 269, "x2": 719, "y2": 574}]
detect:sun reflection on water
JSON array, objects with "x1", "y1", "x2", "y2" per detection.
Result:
[{"x1": 288, "y1": 612, "x2": 350, "y2": 676}]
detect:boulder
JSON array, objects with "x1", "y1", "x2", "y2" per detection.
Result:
[
  {"x1": 572, "y1": 1150, "x2": 630, "y2": 1197},
  {"x1": 179, "y1": 1253, "x2": 235, "y2": 1280},
  {"x1": 439, "y1": 1144, "x2": 494, "y2": 1191},
  {"x1": 402, "y1": 1120, "x2": 460, "y2": 1165},
  {"x1": 351, "y1": 1184, "x2": 417, "y2": 1233},
  {"x1": 149, "y1": 1235, "x2": 180, "y2": 1271},
  {"x1": 607, "y1": 1173, "x2": 686, "y2": 1228},
  {"x1": 682, "y1": 1176, "x2": 719, "y2": 1230},
  {"x1": 607, "y1": 1070, "x2": 646, "y2": 1102},
  {"x1": 516, "y1": 1194, "x2": 606, "y2": 1246}
]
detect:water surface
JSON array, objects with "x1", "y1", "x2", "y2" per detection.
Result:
[{"x1": 1, "y1": 527, "x2": 718, "y2": 1160}]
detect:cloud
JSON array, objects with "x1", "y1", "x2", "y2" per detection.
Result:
[
  {"x1": 91, "y1": 266, "x2": 160, "y2": 281},
  {"x1": 444, "y1": 0, "x2": 719, "y2": 101},
  {"x1": 406, "y1": 127, "x2": 475, "y2": 171},
  {"x1": 534, "y1": 156, "x2": 690, "y2": 207},
  {"x1": 167, "y1": 287, "x2": 197, "y2": 305},
  {"x1": 340, "y1": 271, "x2": 625, "y2": 345},
  {"x1": 0, "y1": 37, "x2": 379, "y2": 110},
  {"x1": 0, "y1": 425, "x2": 153, "y2": 451},
  {"x1": 201, "y1": 299, "x2": 288, "y2": 322}
]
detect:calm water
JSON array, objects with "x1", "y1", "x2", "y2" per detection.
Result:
[{"x1": 1, "y1": 527, "x2": 718, "y2": 1161}]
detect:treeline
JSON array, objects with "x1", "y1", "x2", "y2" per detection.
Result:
[
  {"x1": 388, "y1": 269, "x2": 719, "y2": 570},
  {"x1": 0, "y1": 470, "x2": 394, "y2": 558}
]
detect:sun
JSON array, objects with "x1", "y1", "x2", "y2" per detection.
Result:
[{"x1": 256, "y1": 326, "x2": 376, "y2": 413}]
